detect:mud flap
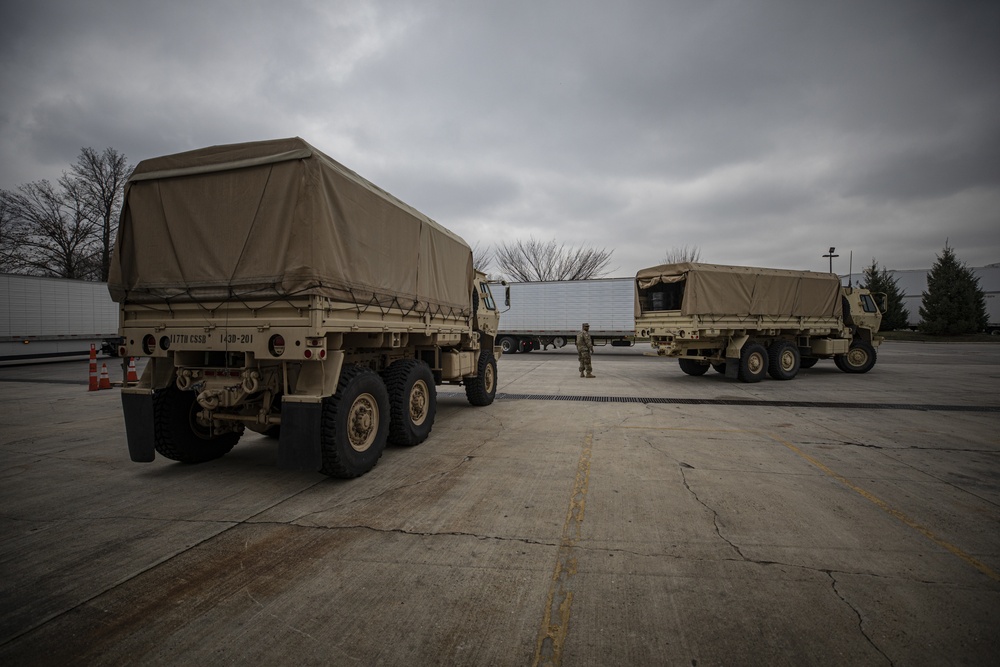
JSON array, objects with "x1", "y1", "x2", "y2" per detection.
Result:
[
  {"x1": 122, "y1": 391, "x2": 155, "y2": 462},
  {"x1": 725, "y1": 335, "x2": 748, "y2": 380},
  {"x1": 278, "y1": 401, "x2": 323, "y2": 471}
]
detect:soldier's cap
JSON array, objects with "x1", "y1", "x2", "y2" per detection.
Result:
[{"x1": 582, "y1": 323, "x2": 589, "y2": 327}]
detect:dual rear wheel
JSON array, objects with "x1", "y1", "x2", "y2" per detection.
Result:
[
  {"x1": 678, "y1": 340, "x2": 802, "y2": 383},
  {"x1": 320, "y1": 361, "x2": 438, "y2": 478},
  {"x1": 153, "y1": 361, "x2": 435, "y2": 477}
]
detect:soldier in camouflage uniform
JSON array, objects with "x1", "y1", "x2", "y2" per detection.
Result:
[{"x1": 576, "y1": 322, "x2": 595, "y2": 378}]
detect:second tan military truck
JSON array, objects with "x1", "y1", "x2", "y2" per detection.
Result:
[
  {"x1": 634, "y1": 262, "x2": 884, "y2": 382},
  {"x1": 109, "y1": 138, "x2": 501, "y2": 478}
]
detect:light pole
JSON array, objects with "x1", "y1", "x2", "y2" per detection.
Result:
[{"x1": 823, "y1": 246, "x2": 839, "y2": 273}]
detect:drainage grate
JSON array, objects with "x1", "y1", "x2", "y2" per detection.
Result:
[{"x1": 476, "y1": 392, "x2": 1000, "y2": 413}]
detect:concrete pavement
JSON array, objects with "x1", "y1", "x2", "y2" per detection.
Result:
[{"x1": 1, "y1": 341, "x2": 998, "y2": 665}]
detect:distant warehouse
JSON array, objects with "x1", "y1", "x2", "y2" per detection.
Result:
[{"x1": 844, "y1": 265, "x2": 999, "y2": 332}]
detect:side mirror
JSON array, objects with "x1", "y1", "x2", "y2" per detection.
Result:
[
  {"x1": 505, "y1": 286, "x2": 510, "y2": 307},
  {"x1": 876, "y1": 293, "x2": 887, "y2": 312}
]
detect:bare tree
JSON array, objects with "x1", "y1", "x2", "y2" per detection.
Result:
[
  {"x1": 495, "y1": 237, "x2": 613, "y2": 282},
  {"x1": 71, "y1": 147, "x2": 133, "y2": 280},
  {"x1": 2, "y1": 178, "x2": 101, "y2": 279},
  {"x1": 0, "y1": 192, "x2": 30, "y2": 273},
  {"x1": 471, "y1": 241, "x2": 495, "y2": 274},
  {"x1": 661, "y1": 245, "x2": 702, "y2": 264},
  {"x1": 1, "y1": 146, "x2": 132, "y2": 280}
]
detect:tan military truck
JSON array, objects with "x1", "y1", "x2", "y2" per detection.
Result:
[
  {"x1": 634, "y1": 262, "x2": 884, "y2": 382},
  {"x1": 109, "y1": 138, "x2": 501, "y2": 478}
]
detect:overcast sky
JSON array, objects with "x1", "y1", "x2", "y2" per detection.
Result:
[{"x1": 2, "y1": 0, "x2": 997, "y2": 277}]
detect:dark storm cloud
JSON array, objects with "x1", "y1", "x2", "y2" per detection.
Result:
[{"x1": 1, "y1": 0, "x2": 997, "y2": 275}]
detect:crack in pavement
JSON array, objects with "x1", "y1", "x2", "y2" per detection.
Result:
[{"x1": 827, "y1": 571, "x2": 895, "y2": 666}]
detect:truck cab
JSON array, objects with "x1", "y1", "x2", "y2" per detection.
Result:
[{"x1": 841, "y1": 287, "x2": 885, "y2": 344}]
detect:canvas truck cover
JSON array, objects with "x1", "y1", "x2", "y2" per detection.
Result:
[
  {"x1": 635, "y1": 263, "x2": 842, "y2": 318},
  {"x1": 108, "y1": 137, "x2": 474, "y2": 315}
]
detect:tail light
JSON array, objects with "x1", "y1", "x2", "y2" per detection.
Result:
[{"x1": 268, "y1": 334, "x2": 286, "y2": 357}]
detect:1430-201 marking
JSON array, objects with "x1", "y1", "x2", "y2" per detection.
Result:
[{"x1": 220, "y1": 334, "x2": 254, "y2": 344}]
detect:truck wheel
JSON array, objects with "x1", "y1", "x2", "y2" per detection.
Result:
[
  {"x1": 499, "y1": 336, "x2": 518, "y2": 354},
  {"x1": 465, "y1": 349, "x2": 497, "y2": 406},
  {"x1": 835, "y1": 340, "x2": 877, "y2": 374},
  {"x1": 152, "y1": 386, "x2": 242, "y2": 463},
  {"x1": 552, "y1": 336, "x2": 566, "y2": 348},
  {"x1": 799, "y1": 357, "x2": 819, "y2": 369},
  {"x1": 767, "y1": 341, "x2": 800, "y2": 380},
  {"x1": 383, "y1": 359, "x2": 436, "y2": 446},
  {"x1": 678, "y1": 358, "x2": 709, "y2": 376},
  {"x1": 319, "y1": 365, "x2": 390, "y2": 478},
  {"x1": 711, "y1": 362, "x2": 727, "y2": 374},
  {"x1": 737, "y1": 341, "x2": 768, "y2": 383}
]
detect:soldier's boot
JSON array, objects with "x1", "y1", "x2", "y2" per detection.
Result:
[
  {"x1": 580, "y1": 371, "x2": 585, "y2": 378},
  {"x1": 586, "y1": 373, "x2": 595, "y2": 378}
]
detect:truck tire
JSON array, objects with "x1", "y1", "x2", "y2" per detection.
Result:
[
  {"x1": 499, "y1": 336, "x2": 518, "y2": 354},
  {"x1": 319, "y1": 365, "x2": 390, "y2": 478},
  {"x1": 383, "y1": 359, "x2": 436, "y2": 446},
  {"x1": 552, "y1": 336, "x2": 566, "y2": 348},
  {"x1": 834, "y1": 340, "x2": 877, "y2": 374},
  {"x1": 711, "y1": 362, "x2": 727, "y2": 374},
  {"x1": 465, "y1": 349, "x2": 497, "y2": 406},
  {"x1": 152, "y1": 386, "x2": 242, "y2": 463},
  {"x1": 737, "y1": 341, "x2": 768, "y2": 383},
  {"x1": 678, "y1": 358, "x2": 709, "y2": 376},
  {"x1": 767, "y1": 341, "x2": 800, "y2": 381},
  {"x1": 799, "y1": 357, "x2": 819, "y2": 369}
]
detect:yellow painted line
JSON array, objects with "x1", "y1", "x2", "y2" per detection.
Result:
[
  {"x1": 533, "y1": 430, "x2": 593, "y2": 667},
  {"x1": 766, "y1": 432, "x2": 1000, "y2": 584},
  {"x1": 625, "y1": 425, "x2": 1000, "y2": 583}
]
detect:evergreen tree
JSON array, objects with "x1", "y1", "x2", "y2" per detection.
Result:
[
  {"x1": 861, "y1": 259, "x2": 909, "y2": 330},
  {"x1": 919, "y1": 243, "x2": 988, "y2": 335}
]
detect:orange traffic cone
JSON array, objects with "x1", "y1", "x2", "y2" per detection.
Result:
[
  {"x1": 126, "y1": 357, "x2": 139, "y2": 384},
  {"x1": 88, "y1": 344, "x2": 99, "y2": 391},
  {"x1": 99, "y1": 363, "x2": 112, "y2": 390}
]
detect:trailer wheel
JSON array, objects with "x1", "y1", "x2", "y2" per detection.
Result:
[
  {"x1": 834, "y1": 340, "x2": 877, "y2": 374},
  {"x1": 767, "y1": 341, "x2": 800, "y2": 380},
  {"x1": 678, "y1": 358, "x2": 709, "y2": 376},
  {"x1": 319, "y1": 365, "x2": 390, "y2": 478},
  {"x1": 152, "y1": 386, "x2": 242, "y2": 463},
  {"x1": 738, "y1": 341, "x2": 768, "y2": 383},
  {"x1": 465, "y1": 349, "x2": 497, "y2": 406},
  {"x1": 799, "y1": 357, "x2": 819, "y2": 369},
  {"x1": 499, "y1": 336, "x2": 518, "y2": 354},
  {"x1": 552, "y1": 336, "x2": 566, "y2": 348},
  {"x1": 383, "y1": 359, "x2": 436, "y2": 446},
  {"x1": 711, "y1": 362, "x2": 727, "y2": 374}
]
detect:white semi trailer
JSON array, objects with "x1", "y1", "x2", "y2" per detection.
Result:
[
  {"x1": 495, "y1": 278, "x2": 637, "y2": 353},
  {"x1": 0, "y1": 274, "x2": 120, "y2": 363}
]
